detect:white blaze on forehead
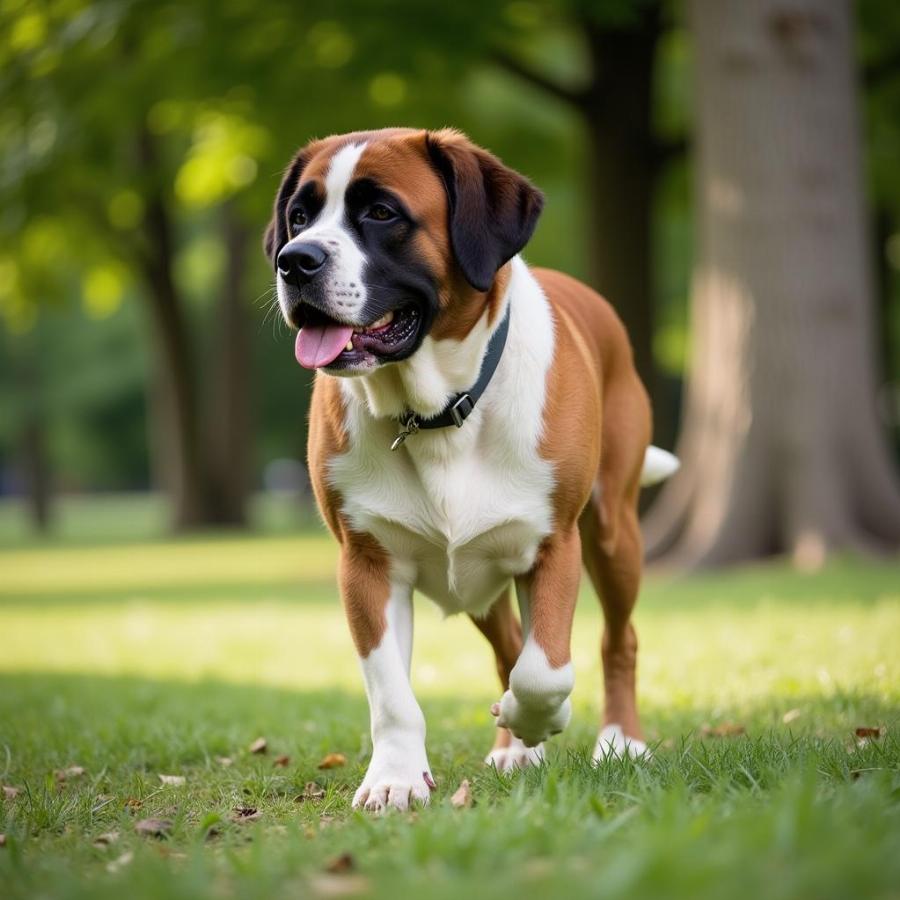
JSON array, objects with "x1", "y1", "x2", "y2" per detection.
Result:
[
  {"x1": 277, "y1": 141, "x2": 369, "y2": 325},
  {"x1": 322, "y1": 142, "x2": 368, "y2": 217}
]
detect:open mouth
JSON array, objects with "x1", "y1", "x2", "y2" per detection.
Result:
[{"x1": 294, "y1": 303, "x2": 422, "y2": 370}]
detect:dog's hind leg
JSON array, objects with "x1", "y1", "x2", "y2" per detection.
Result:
[
  {"x1": 469, "y1": 588, "x2": 544, "y2": 771},
  {"x1": 580, "y1": 462, "x2": 648, "y2": 761}
]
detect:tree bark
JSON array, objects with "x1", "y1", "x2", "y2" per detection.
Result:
[
  {"x1": 137, "y1": 130, "x2": 210, "y2": 530},
  {"x1": 205, "y1": 203, "x2": 251, "y2": 526},
  {"x1": 580, "y1": 11, "x2": 669, "y2": 446},
  {"x1": 494, "y1": 5, "x2": 675, "y2": 447},
  {"x1": 644, "y1": 0, "x2": 900, "y2": 568}
]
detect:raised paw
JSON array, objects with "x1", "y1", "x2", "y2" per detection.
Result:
[{"x1": 491, "y1": 690, "x2": 571, "y2": 747}]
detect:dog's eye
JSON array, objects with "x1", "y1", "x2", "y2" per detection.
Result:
[
  {"x1": 366, "y1": 203, "x2": 396, "y2": 222},
  {"x1": 289, "y1": 208, "x2": 308, "y2": 232}
]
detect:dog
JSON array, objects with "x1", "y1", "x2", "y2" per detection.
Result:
[{"x1": 264, "y1": 128, "x2": 678, "y2": 812}]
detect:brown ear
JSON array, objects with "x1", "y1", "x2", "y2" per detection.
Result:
[
  {"x1": 425, "y1": 129, "x2": 543, "y2": 292},
  {"x1": 263, "y1": 148, "x2": 311, "y2": 264}
]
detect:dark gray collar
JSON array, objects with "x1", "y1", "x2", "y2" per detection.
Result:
[{"x1": 390, "y1": 303, "x2": 511, "y2": 451}]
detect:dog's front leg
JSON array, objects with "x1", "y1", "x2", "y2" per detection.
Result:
[
  {"x1": 340, "y1": 541, "x2": 433, "y2": 812},
  {"x1": 493, "y1": 527, "x2": 580, "y2": 747}
]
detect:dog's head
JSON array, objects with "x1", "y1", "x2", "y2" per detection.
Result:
[{"x1": 264, "y1": 128, "x2": 543, "y2": 373}]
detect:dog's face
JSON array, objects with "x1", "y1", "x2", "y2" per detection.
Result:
[{"x1": 264, "y1": 128, "x2": 543, "y2": 374}]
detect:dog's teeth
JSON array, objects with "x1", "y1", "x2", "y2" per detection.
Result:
[
  {"x1": 368, "y1": 311, "x2": 394, "y2": 331},
  {"x1": 345, "y1": 340, "x2": 353, "y2": 352}
]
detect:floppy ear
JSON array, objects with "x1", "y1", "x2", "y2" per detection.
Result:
[
  {"x1": 425, "y1": 129, "x2": 544, "y2": 292},
  {"x1": 263, "y1": 148, "x2": 311, "y2": 265}
]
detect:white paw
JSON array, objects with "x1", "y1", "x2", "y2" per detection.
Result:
[
  {"x1": 492, "y1": 690, "x2": 571, "y2": 747},
  {"x1": 352, "y1": 738, "x2": 434, "y2": 813},
  {"x1": 485, "y1": 736, "x2": 545, "y2": 772},
  {"x1": 592, "y1": 724, "x2": 649, "y2": 762}
]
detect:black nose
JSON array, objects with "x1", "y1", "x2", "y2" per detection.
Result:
[{"x1": 277, "y1": 241, "x2": 329, "y2": 285}]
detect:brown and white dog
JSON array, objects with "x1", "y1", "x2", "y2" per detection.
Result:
[{"x1": 264, "y1": 128, "x2": 678, "y2": 812}]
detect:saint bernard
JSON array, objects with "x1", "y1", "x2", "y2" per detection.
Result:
[{"x1": 263, "y1": 127, "x2": 678, "y2": 812}]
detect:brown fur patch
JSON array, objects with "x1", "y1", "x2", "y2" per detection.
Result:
[
  {"x1": 307, "y1": 375, "x2": 391, "y2": 658},
  {"x1": 521, "y1": 526, "x2": 582, "y2": 668}
]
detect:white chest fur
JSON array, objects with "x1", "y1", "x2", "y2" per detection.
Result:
[{"x1": 330, "y1": 259, "x2": 557, "y2": 616}]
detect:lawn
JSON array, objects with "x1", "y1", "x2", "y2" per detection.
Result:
[{"x1": 0, "y1": 496, "x2": 899, "y2": 900}]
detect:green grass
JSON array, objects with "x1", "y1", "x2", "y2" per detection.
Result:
[{"x1": 1, "y1": 497, "x2": 899, "y2": 899}]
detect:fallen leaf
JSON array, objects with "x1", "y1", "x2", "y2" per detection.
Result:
[
  {"x1": 2, "y1": 785, "x2": 20, "y2": 800},
  {"x1": 249, "y1": 737, "x2": 268, "y2": 754},
  {"x1": 231, "y1": 806, "x2": 262, "y2": 823},
  {"x1": 134, "y1": 818, "x2": 172, "y2": 838},
  {"x1": 55, "y1": 765, "x2": 86, "y2": 782},
  {"x1": 317, "y1": 753, "x2": 347, "y2": 770},
  {"x1": 92, "y1": 831, "x2": 120, "y2": 849},
  {"x1": 215, "y1": 756, "x2": 233, "y2": 768},
  {"x1": 0, "y1": 834, "x2": 6, "y2": 848},
  {"x1": 106, "y1": 850, "x2": 133, "y2": 873},
  {"x1": 782, "y1": 708, "x2": 802, "y2": 725},
  {"x1": 855, "y1": 727, "x2": 881, "y2": 739},
  {"x1": 158, "y1": 774, "x2": 186, "y2": 786},
  {"x1": 273, "y1": 754, "x2": 291, "y2": 768},
  {"x1": 325, "y1": 852, "x2": 356, "y2": 874},
  {"x1": 450, "y1": 779, "x2": 472, "y2": 809},
  {"x1": 701, "y1": 723, "x2": 745, "y2": 738},
  {"x1": 296, "y1": 782, "x2": 326, "y2": 802},
  {"x1": 124, "y1": 798, "x2": 142, "y2": 811}
]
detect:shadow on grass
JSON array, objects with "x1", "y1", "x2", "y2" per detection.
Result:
[{"x1": 1, "y1": 670, "x2": 896, "y2": 782}]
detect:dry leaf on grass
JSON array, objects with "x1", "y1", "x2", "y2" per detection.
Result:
[
  {"x1": 55, "y1": 765, "x2": 86, "y2": 782},
  {"x1": 701, "y1": 723, "x2": 745, "y2": 738},
  {"x1": 215, "y1": 756, "x2": 233, "y2": 768},
  {"x1": 855, "y1": 727, "x2": 881, "y2": 739},
  {"x1": 134, "y1": 818, "x2": 173, "y2": 838},
  {"x1": 231, "y1": 807, "x2": 262, "y2": 823},
  {"x1": 273, "y1": 754, "x2": 291, "y2": 768},
  {"x1": 92, "y1": 831, "x2": 120, "y2": 849},
  {"x1": 325, "y1": 852, "x2": 356, "y2": 874},
  {"x1": 249, "y1": 737, "x2": 268, "y2": 754},
  {"x1": 450, "y1": 779, "x2": 472, "y2": 809},
  {"x1": 0, "y1": 834, "x2": 6, "y2": 848},
  {"x1": 158, "y1": 774, "x2": 186, "y2": 786},
  {"x1": 124, "y1": 798, "x2": 142, "y2": 811},
  {"x1": 317, "y1": 753, "x2": 347, "y2": 770},
  {"x1": 782, "y1": 708, "x2": 802, "y2": 725},
  {"x1": 296, "y1": 782, "x2": 326, "y2": 802},
  {"x1": 3, "y1": 785, "x2": 20, "y2": 800}
]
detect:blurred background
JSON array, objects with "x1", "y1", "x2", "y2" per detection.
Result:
[{"x1": 1, "y1": 0, "x2": 899, "y2": 569}]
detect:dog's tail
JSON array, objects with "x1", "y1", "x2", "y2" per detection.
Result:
[{"x1": 640, "y1": 446, "x2": 680, "y2": 487}]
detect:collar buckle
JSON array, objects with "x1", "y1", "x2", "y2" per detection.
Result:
[{"x1": 449, "y1": 393, "x2": 474, "y2": 428}]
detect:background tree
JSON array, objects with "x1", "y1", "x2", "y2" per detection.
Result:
[
  {"x1": 644, "y1": 0, "x2": 900, "y2": 567},
  {"x1": 493, "y1": 0, "x2": 683, "y2": 445}
]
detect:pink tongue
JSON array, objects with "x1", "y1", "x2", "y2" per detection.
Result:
[{"x1": 295, "y1": 324, "x2": 354, "y2": 369}]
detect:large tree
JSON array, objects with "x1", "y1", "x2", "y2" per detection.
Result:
[
  {"x1": 644, "y1": 0, "x2": 900, "y2": 567},
  {"x1": 494, "y1": 0, "x2": 682, "y2": 444}
]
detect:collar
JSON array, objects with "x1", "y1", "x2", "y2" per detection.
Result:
[{"x1": 390, "y1": 302, "x2": 511, "y2": 451}]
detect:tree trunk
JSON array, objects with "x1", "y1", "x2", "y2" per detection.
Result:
[
  {"x1": 581, "y1": 12, "x2": 670, "y2": 446},
  {"x1": 138, "y1": 130, "x2": 210, "y2": 531},
  {"x1": 644, "y1": 0, "x2": 900, "y2": 568},
  {"x1": 205, "y1": 203, "x2": 251, "y2": 526}
]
